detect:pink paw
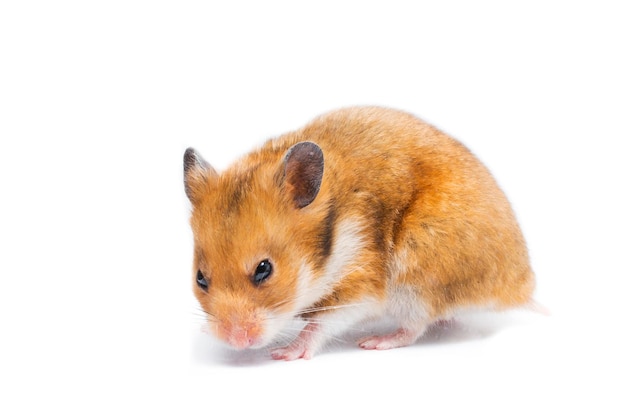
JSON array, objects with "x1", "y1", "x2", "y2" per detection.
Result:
[
  {"x1": 358, "y1": 327, "x2": 424, "y2": 350},
  {"x1": 270, "y1": 344, "x2": 312, "y2": 361},
  {"x1": 270, "y1": 323, "x2": 319, "y2": 361}
]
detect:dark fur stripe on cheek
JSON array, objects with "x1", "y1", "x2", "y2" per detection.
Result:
[{"x1": 316, "y1": 202, "x2": 337, "y2": 265}]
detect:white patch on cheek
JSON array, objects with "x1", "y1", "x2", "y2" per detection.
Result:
[
  {"x1": 252, "y1": 313, "x2": 302, "y2": 349},
  {"x1": 255, "y1": 221, "x2": 371, "y2": 348},
  {"x1": 255, "y1": 220, "x2": 368, "y2": 348},
  {"x1": 325, "y1": 219, "x2": 366, "y2": 279},
  {"x1": 294, "y1": 219, "x2": 366, "y2": 312},
  {"x1": 250, "y1": 308, "x2": 283, "y2": 348},
  {"x1": 294, "y1": 262, "x2": 315, "y2": 312}
]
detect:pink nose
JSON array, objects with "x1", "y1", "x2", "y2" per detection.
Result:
[{"x1": 227, "y1": 327, "x2": 259, "y2": 349}]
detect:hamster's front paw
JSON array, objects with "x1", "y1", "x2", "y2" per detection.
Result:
[
  {"x1": 270, "y1": 343, "x2": 311, "y2": 361},
  {"x1": 270, "y1": 323, "x2": 320, "y2": 361}
]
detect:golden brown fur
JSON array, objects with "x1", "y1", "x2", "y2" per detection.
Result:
[{"x1": 184, "y1": 106, "x2": 534, "y2": 359}]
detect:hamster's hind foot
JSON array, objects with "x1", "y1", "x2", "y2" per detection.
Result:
[{"x1": 358, "y1": 324, "x2": 427, "y2": 350}]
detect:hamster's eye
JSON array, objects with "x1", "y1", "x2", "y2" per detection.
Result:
[
  {"x1": 196, "y1": 270, "x2": 209, "y2": 291},
  {"x1": 252, "y1": 259, "x2": 273, "y2": 285}
]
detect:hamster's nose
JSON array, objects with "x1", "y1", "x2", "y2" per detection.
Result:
[{"x1": 227, "y1": 327, "x2": 259, "y2": 349}]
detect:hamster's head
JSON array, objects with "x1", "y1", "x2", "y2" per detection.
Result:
[{"x1": 183, "y1": 142, "x2": 330, "y2": 349}]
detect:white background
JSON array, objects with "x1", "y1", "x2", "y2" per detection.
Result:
[{"x1": 1, "y1": 1, "x2": 624, "y2": 416}]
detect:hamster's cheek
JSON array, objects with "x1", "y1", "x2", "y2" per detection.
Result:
[{"x1": 252, "y1": 313, "x2": 300, "y2": 349}]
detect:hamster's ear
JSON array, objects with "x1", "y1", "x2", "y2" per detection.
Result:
[
  {"x1": 184, "y1": 147, "x2": 217, "y2": 205},
  {"x1": 283, "y1": 142, "x2": 324, "y2": 209}
]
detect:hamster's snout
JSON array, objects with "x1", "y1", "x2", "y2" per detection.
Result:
[
  {"x1": 211, "y1": 308, "x2": 267, "y2": 350},
  {"x1": 222, "y1": 320, "x2": 263, "y2": 349}
]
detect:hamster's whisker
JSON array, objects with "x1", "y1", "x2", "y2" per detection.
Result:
[
  {"x1": 296, "y1": 301, "x2": 373, "y2": 316},
  {"x1": 270, "y1": 325, "x2": 350, "y2": 347},
  {"x1": 296, "y1": 326, "x2": 349, "y2": 344},
  {"x1": 303, "y1": 320, "x2": 367, "y2": 334},
  {"x1": 193, "y1": 307, "x2": 217, "y2": 323}
]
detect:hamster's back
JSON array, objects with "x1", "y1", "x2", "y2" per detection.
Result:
[{"x1": 281, "y1": 106, "x2": 534, "y2": 314}]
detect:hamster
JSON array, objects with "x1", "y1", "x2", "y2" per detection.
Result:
[{"x1": 183, "y1": 106, "x2": 535, "y2": 360}]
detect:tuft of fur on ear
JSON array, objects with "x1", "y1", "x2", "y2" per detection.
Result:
[
  {"x1": 183, "y1": 147, "x2": 217, "y2": 204},
  {"x1": 283, "y1": 142, "x2": 324, "y2": 208}
]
